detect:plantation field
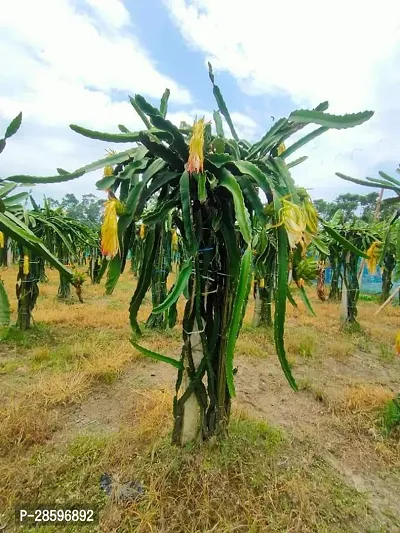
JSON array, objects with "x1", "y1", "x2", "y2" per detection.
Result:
[{"x1": 1, "y1": 264, "x2": 400, "y2": 533}]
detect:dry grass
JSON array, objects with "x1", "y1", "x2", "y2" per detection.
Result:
[
  {"x1": 0, "y1": 391, "x2": 378, "y2": 533},
  {"x1": 0, "y1": 401, "x2": 58, "y2": 453},
  {"x1": 342, "y1": 385, "x2": 396, "y2": 414},
  {"x1": 1, "y1": 266, "x2": 400, "y2": 531}
]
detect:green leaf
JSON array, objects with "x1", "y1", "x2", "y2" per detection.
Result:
[
  {"x1": 5, "y1": 112, "x2": 22, "y2": 139},
  {"x1": 105, "y1": 254, "x2": 122, "y2": 295},
  {"x1": 236, "y1": 176, "x2": 266, "y2": 225},
  {"x1": 118, "y1": 124, "x2": 131, "y2": 133},
  {"x1": 281, "y1": 127, "x2": 328, "y2": 159},
  {"x1": 134, "y1": 94, "x2": 162, "y2": 118},
  {"x1": 378, "y1": 171, "x2": 400, "y2": 187},
  {"x1": 77, "y1": 149, "x2": 138, "y2": 175},
  {"x1": 289, "y1": 109, "x2": 374, "y2": 129},
  {"x1": 220, "y1": 215, "x2": 241, "y2": 279},
  {"x1": 0, "y1": 139, "x2": 5, "y2": 154},
  {"x1": 0, "y1": 212, "x2": 42, "y2": 244},
  {"x1": 0, "y1": 281, "x2": 10, "y2": 327},
  {"x1": 310, "y1": 235, "x2": 329, "y2": 256},
  {"x1": 3, "y1": 192, "x2": 29, "y2": 207},
  {"x1": 213, "y1": 137, "x2": 225, "y2": 154},
  {"x1": 286, "y1": 156, "x2": 308, "y2": 169},
  {"x1": 128, "y1": 95, "x2": 152, "y2": 129},
  {"x1": 321, "y1": 221, "x2": 369, "y2": 258},
  {"x1": 274, "y1": 224, "x2": 298, "y2": 391},
  {"x1": 206, "y1": 153, "x2": 235, "y2": 168},
  {"x1": 0, "y1": 182, "x2": 18, "y2": 198},
  {"x1": 336, "y1": 172, "x2": 392, "y2": 190},
  {"x1": 131, "y1": 340, "x2": 183, "y2": 369},
  {"x1": 94, "y1": 258, "x2": 108, "y2": 284},
  {"x1": 96, "y1": 176, "x2": 116, "y2": 190},
  {"x1": 129, "y1": 226, "x2": 160, "y2": 335},
  {"x1": 142, "y1": 158, "x2": 167, "y2": 183},
  {"x1": 160, "y1": 89, "x2": 170, "y2": 118},
  {"x1": 247, "y1": 118, "x2": 287, "y2": 159},
  {"x1": 139, "y1": 131, "x2": 183, "y2": 169},
  {"x1": 70, "y1": 124, "x2": 171, "y2": 143},
  {"x1": 0, "y1": 212, "x2": 73, "y2": 281},
  {"x1": 180, "y1": 171, "x2": 197, "y2": 256},
  {"x1": 364, "y1": 176, "x2": 400, "y2": 194},
  {"x1": 297, "y1": 286, "x2": 316, "y2": 317},
  {"x1": 219, "y1": 168, "x2": 251, "y2": 245},
  {"x1": 226, "y1": 246, "x2": 252, "y2": 397},
  {"x1": 70, "y1": 124, "x2": 141, "y2": 142},
  {"x1": 29, "y1": 195, "x2": 40, "y2": 211},
  {"x1": 197, "y1": 173, "x2": 207, "y2": 203},
  {"x1": 153, "y1": 260, "x2": 192, "y2": 314},
  {"x1": 6, "y1": 169, "x2": 85, "y2": 184},
  {"x1": 208, "y1": 62, "x2": 239, "y2": 141},
  {"x1": 233, "y1": 160, "x2": 275, "y2": 197},
  {"x1": 136, "y1": 171, "x2": 180, "y2": 215},
  {"x1": 287, "y1": 286, "x2": 298, "y2": 308},
  {"x1": 225, "y1": 139, "x2": 240, "y2": 160},
  {"x1": 168, "y1": 300, "x2": 178, "y2": 328},
  {"x1": 149, "y1": 115, "x2": 188, "y2": 160},
  {"x1": 213, "y1": 111, "x2": 225, "y2": 138},
  {"x1": 142, "y1": 197, "x2": 179, "y2": 225},
  {"x1": 124, "y1": 182, "x2": 145, "y2": 217}
]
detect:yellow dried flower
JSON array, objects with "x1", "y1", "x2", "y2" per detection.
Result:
[
  {"x1": 171, "y1": 229, "x2": 178, "y2": 251},
  {"x1": 103, "y1": 149, "x2": 117, "y2": 177},
  {"x1": 0, "y1": 232, "x2": 4, "y2": 249},
  {"x1": 277, "y1": 143, "x2": 286, "y2": 156},
  {"x1": 279, "y1": 199, "x2": 306, "y2": 249},
  {"x1": 187, "y1": 118, "x2": 205, "y2": 174},
  {"x1": 23, "y1": 255, "x2": 29, "y2": 275},
  {"x1": 140, "y1": 224, "x2": 146, "y2": 240},
  {"x1": 103, "y1": 165, "x2": 114, "y2": 177},
  {"x1": 259, "y1": 278, "x2": 265, "y2": 288},
  {"x1": 101, "y1": 199, "x2": 120, "y2": 260},
  {"x1": 304, "y1": 200, "x2": 318, "y2": 235},
  {"x1": 366, "y1": 241, "x2": 382, "y2": 275},
  {"x1": 395, "y1": 331, "x2": 400, "y2": 356}
]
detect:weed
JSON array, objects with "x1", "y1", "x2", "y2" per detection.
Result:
[
  {"x1": 381, "y1": 395, "x2": 400, "y2": 437},
  {"x1": 378, "y1": 343, "x2": 395, "y2": 363}
]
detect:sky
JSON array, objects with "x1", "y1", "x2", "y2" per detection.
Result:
[{"x1": 1, "y1": 0, "x2": 400, "y2": 205}]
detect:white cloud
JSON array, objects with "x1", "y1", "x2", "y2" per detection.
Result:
[
  {"x1": 84, "y1": 0, "x2": 131, "y2": 29},
  {"x1": 0, "y1": 0, "x2": 195, "y2": 199},
  {"x1": 164, "y1": 0, "x2": 400, "y2": 199}
]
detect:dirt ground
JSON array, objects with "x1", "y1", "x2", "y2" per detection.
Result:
[{"x1": 0, "y1": 264, "x2": 399, "y2": 532}]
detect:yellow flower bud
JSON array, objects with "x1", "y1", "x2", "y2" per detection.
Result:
[
  {"x1": 187, "y1": 118, "x2": 205, "y2": 174},
  {"x1": 171, "y1": 229, "x2": 178, "y2": 251},
  {"x1": 0, "y1": 232, "x2": 4, "y2": 249},
  {"x1": 279, "y1": 199, "x2": 306, "y2": 249},
  {"x1": 395, "y1": 331, "x2": 400, "y2": 356},
  {"x1": 366, "y1": 241, "x2": 382, "y2": 275},
  {"x1": 140, "y1": 224, "x2": 146, "y2": 240},
  {"x1": 277, "y1": 143, "x2": 286, "y2": 156},
  {"x1": 23, "y1": 255, "x2": 29, "y2": 275},
  {"x1": 101, "y1": 199, "x2": 120, "y2": 260}
]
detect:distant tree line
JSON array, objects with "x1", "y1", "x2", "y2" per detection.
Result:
[
  {"x1": 314, "y1": 192, "x2": 393, "y2": 222},
  {"x1": 47, "y1": 193, "x2": 104, "y2": 228}
]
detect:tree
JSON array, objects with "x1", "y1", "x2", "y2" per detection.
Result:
[
  {"x1": 314, "y1": 192, "x2": 392, "y2": 223},
  {"x1": 58, "y1": 193, "x2": 103, "y2": 227},
  {"x1": 4, "y1": 65, "x2": 374, "y2": 442},
  {"x1": 0, "y1": 114, "x2": 85, "y2": 328},
  {"x1": 322, "y1": 212, "x2": 379, "y2": 329}
]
